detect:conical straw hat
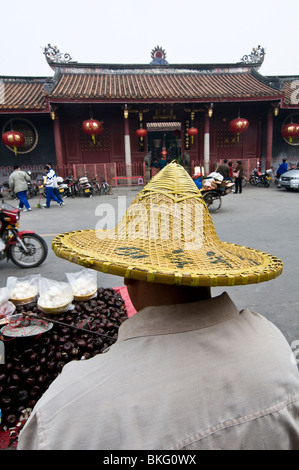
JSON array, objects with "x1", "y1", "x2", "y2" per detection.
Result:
[{"x1": 52, "y1": 161, "x2": 283, "y2": 287}]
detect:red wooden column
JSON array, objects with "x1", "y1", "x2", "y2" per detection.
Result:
[
  {"x1": 52, "y1": 115, "x2": 64, "y2": 168},
  {"x1": 266, "y1": 111, "x2": 273, "y2": 170}
]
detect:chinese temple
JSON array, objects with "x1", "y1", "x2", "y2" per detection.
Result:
[{"x1": 1, "y1": 44, "x2": 299, "y2": 181}]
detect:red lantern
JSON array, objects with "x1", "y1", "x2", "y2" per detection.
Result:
[
  {"x1": 82, "y1": 119, "x2": 103, "y2": 144},
  {"x1": 173, "y1": 129, "x2": 180, "y2": 138},
  {"x1": 2, "y1": 130, "x2": 25, "y2": 156},
  {"x1": 281, "y1": 122, "x2": 299, "y2": 143},
  {"x1": 161, "y1": 150, "x2": 168, "y2": 157},
  {"x1": 229, "y1": 118, "x2": 249, "y2": 142},
  {"x1": 187, "y1": 127, "x2": 198, "y2": 144},
  {"x1": 136, "y1": 128, "x2": 147, "y2": 142}
]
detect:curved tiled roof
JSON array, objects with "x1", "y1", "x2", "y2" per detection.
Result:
[
  {"x1": 48, "y1": 67, "x2": 282, "y2": 102},
  {"x1": 0, "y1": 77, "x2": 48, "y2": 110},
  {"x1": 0, "y1": 65, "x2": 287, "y2": 111}
]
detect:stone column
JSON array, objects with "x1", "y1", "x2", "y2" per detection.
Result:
[
  {"x1": 204, "y1": 113, "x2": 210, "y2": 175},
  {"x1": 124, "y1": 114, "x2": 132, "y2": 179}
]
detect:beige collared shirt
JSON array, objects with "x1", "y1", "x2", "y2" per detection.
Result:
[{"x1": 18, "y1": 292, "x2": 299, "y2": 450}]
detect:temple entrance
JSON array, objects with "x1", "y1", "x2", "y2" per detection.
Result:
[{"x1": 146, "y1": 122, "x2": 182, "y2": 164}]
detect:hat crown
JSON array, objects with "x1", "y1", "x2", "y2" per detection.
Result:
[{"x1": 140, "y1": 161, "x2": 201, "y2": 202}]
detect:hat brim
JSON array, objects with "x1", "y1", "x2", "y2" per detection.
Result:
[{"x1": 52, "y1": 229, "x2": 283, "y2": 287}]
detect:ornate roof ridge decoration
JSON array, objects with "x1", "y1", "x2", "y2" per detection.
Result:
[
  {"x1": 43, "y1": 44, "x2": 77, "y2": 64},
  {"x1": 48, "y1": 65, "x2": 254, "y2": 75},
  {"x1": 241, "y1": 45, "x2": 265, "y2": 66},
  {"x1": 150, "y1": 46, "x2": 168, "y2": 65}
]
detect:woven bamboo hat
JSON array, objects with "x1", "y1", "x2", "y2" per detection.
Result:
[{"x1": 52, "y1": 161, "x2": 283, "y2": 287}]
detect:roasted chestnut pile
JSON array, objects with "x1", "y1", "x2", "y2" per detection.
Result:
[{"x1": 0, "y1": 288, "x2": 128, "y2": 428}]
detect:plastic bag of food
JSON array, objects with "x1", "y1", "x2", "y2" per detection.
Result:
[
  {"x1": 65, "y1": 268, "x2": 98, "y2": 301},
  {"x1": 7, "y1": 274, "x2": 40, "y2": 305},
  {"x1": 0, "y1": 287, "x2": 16, "y2": 323},
  {"x1": 37, "y1": 277, "x2": 74, "y2": 315}
]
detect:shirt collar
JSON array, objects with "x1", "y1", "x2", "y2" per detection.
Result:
[{"x1": 117, "y1": 292, "x2": 239, "y2": 342}]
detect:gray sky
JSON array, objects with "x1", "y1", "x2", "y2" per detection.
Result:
[{"x1": 1, "y1": 0, "x2": 298, "y2": 77}]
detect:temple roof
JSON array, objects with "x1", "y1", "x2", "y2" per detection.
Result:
[
  {"x1": 0, "y1": 63, "x2": 295, "y2": 111},
  {"x1": 45, "y1": 65, "x2": 282, "y2": 102},
  {"x1": 0, "y1": 77, "x2": 48, "y2": 111}
]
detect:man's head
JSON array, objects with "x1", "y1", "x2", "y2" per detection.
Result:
[
  {"x1": 44, "y1": 165, "x2": 50, "y2": 172},
  {"x1": 124, "y1": 277, "x2": 211, "y2": 311},
  {"x1": 224, "y1": 159, "x2": 228, "y2": 164},
  {"x1": 13, "y1": 165, "x2": 20, "y2": 170}
]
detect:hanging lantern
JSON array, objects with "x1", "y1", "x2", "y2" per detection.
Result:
[
  {"x1": 161, "y1": 149, "x2": 168, "y2": 157},
  {"x1": 229, "y1": 118, "x2": 249, "y2": 142},
  {"x1": 82, "y1": 119, "x2": 103, "y2": 144},
  {"x1": 136, "y1": 128, "x2": 147, "y2": 142},
  {"x1": 187, "y1": 127, "x2": 198, "y2": 144},
  {"x1": 2, "y1": 130, "x2": 25, "y2": 156},
  {"x1": 173, "y1": 129, "x2": 180, "y2": 138},
  {"x1": 281, "y1": 122, "x2": 299, "y2": 143}
]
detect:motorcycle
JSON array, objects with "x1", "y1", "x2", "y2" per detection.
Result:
[
  {"x1": 0, "y1": 201, "x2": 48, "y2": 268},
  {"x1": 56, "y1": 176, "x2": 75, "y2": 198},
  {"x1": 201, "y1": 175, "x2": 234, "y2": 213},
  {"x1": 76, "y1": 175, "x2": 93, "y2": 197},
  {"x1": 249, "y1": 168, "x2": 272, "y2": 187},
  {"x1": 64, "y1": 175, "x2": 76, "y2": 198}
]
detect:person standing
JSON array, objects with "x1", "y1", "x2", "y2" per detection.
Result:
[
  {"x1": 8, "y1": 165, "x2": 31, "y2": 211},
  {"x1": 216, "y1": 159, "x2": 230, "y2": 179},
  {"x1": 47, "y1": 162, "x2": 64, "y2": 205},
  {"x1": 276, "y1": 159, "x2": 288, "y2": 178},
  {"x1": 158, "y1": 156, "x2": 167, "y2": 170},
  {"x1": 43, "y1": 165, "x2": 63, "y2": 208},
  {"x1": 234, "y1": 160, "x2": 243, "y2": 194}
]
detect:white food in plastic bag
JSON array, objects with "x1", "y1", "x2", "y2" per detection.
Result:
[{"x1": 10, "y1": 282, "x2": 38, "y2": 299}]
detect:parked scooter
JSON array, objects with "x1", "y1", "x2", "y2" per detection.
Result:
[
  {"x1": 0, "y1": 201, "x2": 48, "y2": 267},
  {"x1": 76, "y1": 175, "x2": 93, "y2": 197},
  {"x1": 56, "y1": 176, "x2": 75, "y2": 198},
  {"x1": 249, "y1": 168, "x2": 272, "y2": 187},
  {"x1": 64, "y1": 175, "x2": 76, "y2": 197}
]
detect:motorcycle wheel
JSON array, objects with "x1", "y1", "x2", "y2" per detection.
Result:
[
  {"x1": 203, "y1": 191, "x2": 222, "y2": 213},
  {"x1": 9, "y1": 234, "x2": 48, "y2": 268},
  {"x1": 249, "y1": 176, "x2": 257, "y2": 186}
]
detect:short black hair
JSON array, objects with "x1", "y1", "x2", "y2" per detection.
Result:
[{"x1": 13, "y1": 164, "x2": 20, "y2": 170}]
